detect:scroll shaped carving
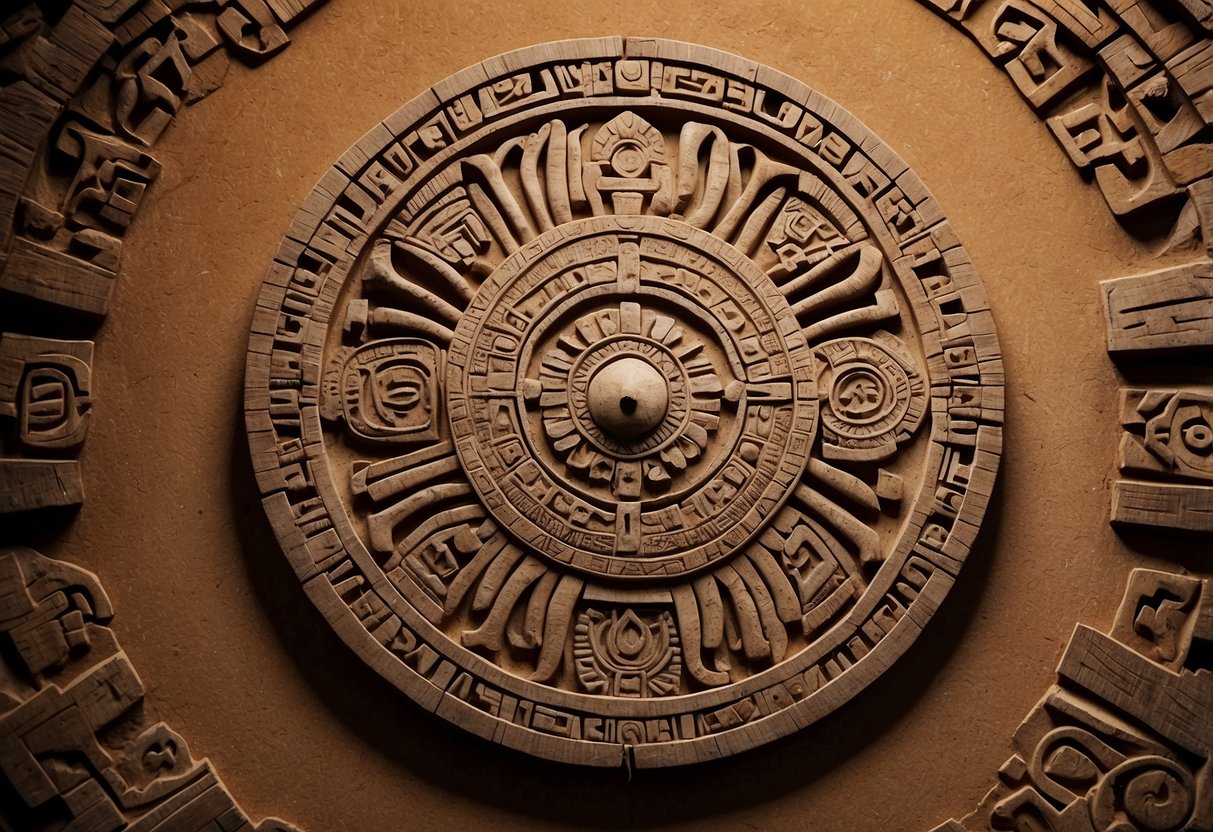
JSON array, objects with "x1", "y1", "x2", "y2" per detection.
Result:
[
  {"x1": 113, "y1": 28, "x2": 193, "y2": 145},
  {"x1": 815, "y1": 331, "x2": 926, "y2": 462},
  {"x1": 0, "y1": 333, "x2": 94, "y2": 450},
  {"x1": 248, "y1": 38, "x2": 1004, "y2": 766},
  {"x1": 931, "y1": 568, "x2": 1212, "y2": 832},
  {"x1": 0, "y1": 547, "x2": 303, "y2": 831},
  {"x1": 55, "y1": 121, "x2": 161, "y2": 234},
  {"x1": 218, "y1": 0, "x2": 290, "y2": 60}
]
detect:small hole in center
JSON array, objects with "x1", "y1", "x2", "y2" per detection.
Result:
[{"x1": 620, "y1": 396, "x2": 637, "y2": 415}]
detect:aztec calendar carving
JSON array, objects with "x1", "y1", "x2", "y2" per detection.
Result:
[{"x1": 245, "y1": 38, "x2": 1003, "y2": 766}]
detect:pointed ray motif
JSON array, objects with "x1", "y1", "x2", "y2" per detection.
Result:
[
  {"x1": 462, "y1": 556, "x2": 546, "y2": 651},
  {"x1": 671, "y1": 584, "x2": 730, "y2": 686},
  {"x1": 531, "y1": 574, "x2": 585, "y2": 682},
  {"x1": 807, "y1": 458, "x2": 881, "y2": 513},
  {"x1": 442, "y1": 529, "x2": 509, "y2": 617},
  {"x1": 355, "y1": 305, "x2": 455, "y2": 345},
  {"x1": 793, "y1": 483, "x2": 882, "y2": 566},
  {"x1": 712, "y1": 150, "x2": 802, "y2": 247},
  {"x1": 362, "y1": 238, "x2": 464, "y2": 327},
  {"x1": 514, "y1": 570, "x2": 560, "y2": 650}
]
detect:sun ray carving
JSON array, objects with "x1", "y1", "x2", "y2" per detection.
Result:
[{"x1": 314, "y1": 107, "x2": 964, "y2": 698}]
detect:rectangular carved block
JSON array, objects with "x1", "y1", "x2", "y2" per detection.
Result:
[
  {"x1": 1173, "y1": 0, "x2": 1213, "y2": 34},
  {"x1": 1057, "y1": 624, "x2": 1211, "y2": 755},
  {"x1": 1118, "y1": 388, "x2": 1213, "y2": 482},
  {"x1": 0, "y1": 459, "x2": 84, "y2": 512},
  {"x1": 0, "y1": 81, "x2": 59, "y2": 254},
  {"x1": 1101, "y1": 260, "x2": 1213, "y2": 354},
  {"x1": 1111, "y1": 479, "x2": 1213, "y2": 533},
  {"x1": 1111, "y1": 568, "x2": 1205, "y2": 669},
  {"x1": 23, "y1": 6, "x2": 113, "y2": 103},
  {"x1": 1168, "y1": 38, "x2": 1213, "y2": 119},
  {"x1": 266, "y1": 0, "x2": 326, "y2": 23},
  {"x1": 0, "y1": 237, "x2": 115, "y2": 317}
]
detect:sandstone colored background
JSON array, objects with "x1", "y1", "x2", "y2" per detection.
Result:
[{"x1": 18, "y1": 1, "x2": 1211, "y2": 830}]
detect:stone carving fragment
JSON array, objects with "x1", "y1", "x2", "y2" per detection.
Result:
[
  {"x1": 931, "y1": 568, "x2": 1212, "y2": 832},
  {"x1": 0, "y1": 547, "x2": 303, "y2": 832},
  {"x1": 989, "y1": 0, "x2": 1095, "y2": 110},
  {"x1": 916, "y1": 0, "x2": 1213, "y2": 248},
  {"x1": 0, "y1": 0, "x2": 321, "y2": 319},
  {"x1": 1112, "y1": 479, "x2": 1213, "y2": 533},
  {"x1": 0, "y1": 333, "x2": 94, "y2": 450},
  {"x1": 0, "y1": 459, "x2": 84, "y2": 513},
  {"x1": 1102, "y1": 261, "x2": 1213, "y2": 355},
  {"x1": 1119, "y1": 388, "x2": 1213, "y2": 482},
  {"x1": 0, "y1": 2, "x2": 322, "y2": 827}
]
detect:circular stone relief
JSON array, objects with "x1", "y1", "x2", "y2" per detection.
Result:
[{"x1": 245, "y1": 37, "x2": 1004, "y2": 767}]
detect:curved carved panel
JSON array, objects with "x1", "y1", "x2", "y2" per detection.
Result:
[
  {"x1": 245, "y1": 37, "x2": 1005, "y2": 767},
  {"x1": 0, "y1": 547, "x2": 300, "y2": 832},
  {"x1": 931, "y1": 568, "x2": 1213, "y2": 832}
]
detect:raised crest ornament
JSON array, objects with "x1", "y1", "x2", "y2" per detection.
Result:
[{"x1": 244, "y1": 37, "x2": 1005, "y2": 767}]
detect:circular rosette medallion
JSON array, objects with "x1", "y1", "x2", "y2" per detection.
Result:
[
  {"x1": 246, "y1": 38, "x2": 1004, "y2": 767},
  {"x1": 448, "y1": 218, "x2": 818, "y2": 579}
]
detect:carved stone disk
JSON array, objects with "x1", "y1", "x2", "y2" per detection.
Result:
[{"x1": 245, "y1": 37, "x2": 1005, "y2": 767}]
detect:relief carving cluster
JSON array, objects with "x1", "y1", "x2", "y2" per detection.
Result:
[
  {"x1": 917, "y1": 11, "x2": 1211, "y2": 828},
  {"x1": 0, "y1": 1, "x2": 321, "y2": 828},
  {"x1": 918, "y1": 0, "x2": 1213, "y2": 245},
  {"x1": 0, "y1": 0, "x2": 321, "y2": 514},
  {"x1": 917, "y1": 0, "x2": 1213, "y2": 536},
  {"x1": 932, "y1": 568, "x2": 1213, "y2": 832},
  {"x1": 0, "y1": 547, "x2": 301, "y2": 831}
]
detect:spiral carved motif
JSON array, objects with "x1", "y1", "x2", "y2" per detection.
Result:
[{"x1": 245, "y1": 38, "x2": 1004, "y2": 766}]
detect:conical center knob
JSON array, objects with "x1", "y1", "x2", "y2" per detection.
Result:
[{"x1": 587, "y1": 358, "x2": 669, "y2": 440}]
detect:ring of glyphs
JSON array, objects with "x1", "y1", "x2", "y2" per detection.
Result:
[{"x1": 244, "y1": 39, "x2": 1004, "y2": 767}]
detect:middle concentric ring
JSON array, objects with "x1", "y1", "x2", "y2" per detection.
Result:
[{"x1": 447, "y1": 217, "x2": 819, "y2": 580}]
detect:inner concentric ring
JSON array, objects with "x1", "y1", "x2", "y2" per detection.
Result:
[{"x1": 446, "y1": 216, "x2": 818, "y2": 580}]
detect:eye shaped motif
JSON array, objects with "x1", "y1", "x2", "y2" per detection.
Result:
[
  {"x1": 375, "y1": 367, "x2": 424, "y2": 413},
  {"x1": 1181, "y1": 418, "x2": 1213, "y2": 453}
]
